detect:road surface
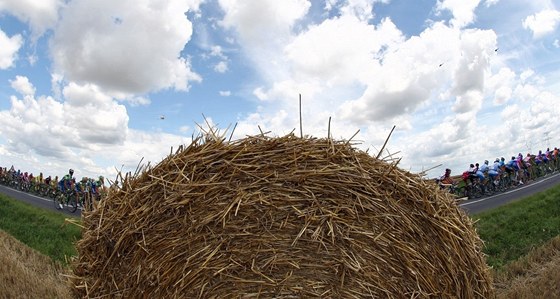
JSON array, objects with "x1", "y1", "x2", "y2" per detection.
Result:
[
  {"x1": 1, "y1": 172, "x2": 560, "y2": 217},
  {"x1": 0, "y1": 185, "x2": 81, "y2": 218},
  {"x1": 459, "y1": 172, "x2": 560, "y2": 214}
]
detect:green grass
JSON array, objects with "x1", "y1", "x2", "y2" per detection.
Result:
[
  {"x1": 1, "y1": 180, "x2": 560, "y2": 272},
  {"x1": 474, "y1": 183, "x2": 560, "y2": 269},
  {"x1": 0, "y1": 194, "x2": 81, "y2": 264}
]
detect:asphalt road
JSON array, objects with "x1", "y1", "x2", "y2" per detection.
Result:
[
  {"x1": 0, "y1": 185, "x2": 81, "y2": 218},
  {"x1": 1, "y1": 172, "x2": 560, "y2": 217},
  {"x1": 459, "y1": 172, "x2": 560, "y2": 214}
]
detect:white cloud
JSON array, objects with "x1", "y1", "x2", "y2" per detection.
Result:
[
  {"x1": 522, "y1": 9, "x2": 560, "y2": 38},
  {"x1": 436, "y1": 0, "x2": 482, "y2": 28},
  {"x1": 339, "y1": 0, "x2": 375, "y2": 21},
  {"x1": 324, "y1": 0, "x2": 338, "y2": 11},
  {"x1": 123, "y1": 96, "x2": 151, "y2": 107},
  {"x1": 340, "y1": 22, "x2": 496, "y2": 124},
  {"x1": 0, "y1": 77, "x2": 191, "y2": 179},
  {"x1": 325, "y1": 0, "x2": 389, "y2": 20},
  {"x1": 218, "y1": 0, "x2": 311, "y2": 80},
  {"x1": 452, "y1": 90, "x2": 483, "y2": 113},
  {"x1": 486, "y1": 67, "x2": 515, "y2": 105},
  {"x1": 50, "y1": 0, "x2": 202, "y2": 95},
  {"x1": 483, "y1": 0, "x2": 499, "y2": 7},
  {"x1": 3, "y1": 0, "x2": 560, "y2": 182},
  {"x1": 285, "y1": 16, "x2": 402, "y2": 87},
  {"x1": 219, "y1": 0, "x2": 310, "y2": 45},
  {"x1": 179, "y1": 126, "x2": 191, "y2": 133},
  {"x1": 209, "y1": 45, "x2": 226, "y2": 59},
  {"x1": 220, "y1": 1, "x2": 499, "y2": 149},
  {"x1": 9, "y1": 75, "x2": 35, "y2": 96},
  {"x1": 0, "y1": 80, "x2": 129, "y2": 162},
  {"x1": 520, "y1": 69, "x2": 535, "y2": 82},
  {"x1": 0, "y1": 29, "x2": 22, "y2": 69},
  {"x1": 554, "y1": 39, "x2": 559, "y2": 47},
  {"x1": 0, "y1": 0, "x2": 62, "y2": 40},
  {"x1": 214, "y1": 61, "x2": 228, "y2": 73},
  {"x1": 62, "y1": 82, "x2": 129, "y2": 145},
  {"x1": 451, "y1": 28, "x2": 497, "y2": 96}
]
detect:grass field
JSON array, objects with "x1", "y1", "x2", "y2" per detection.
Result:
[
  {"x1": 0, "y1": 194, "x2": 82, "y2": 264},
  {"x1": 1, "y1": 183, "x2": 560, "y2": 297},
  {"x1": 474, "y1": 183, "x2": 560, "y2": 269}
]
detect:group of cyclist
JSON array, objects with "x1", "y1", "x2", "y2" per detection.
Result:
[
  {"x1": 0, "y1": 165, "x2": 107, "y2": 210},
  {"x1": 437, "y1": 147, "x2": 560, "y2": 199}
]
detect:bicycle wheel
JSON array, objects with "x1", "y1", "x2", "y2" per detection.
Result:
[
  {"x1": 66, "y1": 193, "x2": 78, "y2": 213},
  {"x1": 54, "y1": 193, "x2": 63, "y2": 210},
  {"x1": 473, "y1": 184, "x2": 483, "y2": 198}
]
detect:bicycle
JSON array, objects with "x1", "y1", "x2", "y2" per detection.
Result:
[{"x1": 53, "y1": 189, "x2": 79, "y2": 213}]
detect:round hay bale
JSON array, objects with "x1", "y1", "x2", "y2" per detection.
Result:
[{"x1": 71, "y1": 134, "x2": 493, "y2": 298}]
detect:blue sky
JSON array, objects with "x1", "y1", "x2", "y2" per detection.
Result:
[{"x1": 0, "y1": 0, "x2": 559, "y2": 180}]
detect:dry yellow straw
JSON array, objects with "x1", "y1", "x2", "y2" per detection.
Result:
[{"x1": 70, "y1": 133, "x2": 493, "y2": 298}]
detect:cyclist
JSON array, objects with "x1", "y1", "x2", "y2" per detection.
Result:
[
  {"x1": 58, "y1": 169, "x2": 74, "y2": 192},
  {"x1": 437, "y1": 168, "x2": 454, "y2": 190},
  {"x1": 463, "y1": 163, "x2": 478, "y2": 185},
  {"x1": 505, "y1": 156, "x2": 517, "y2": 183},
  {"x1": 92, "y1": 176, "x2": 106, "y2": 201},
  {"x1": 477, "y1": 161, "x2": 489, "y2": 182},
  {"x1": 516, "y1": 154, "x2": 527, "y2": 184},
  {"x1": 488, "y1": 159, "x2": 501, "y2": 184}
]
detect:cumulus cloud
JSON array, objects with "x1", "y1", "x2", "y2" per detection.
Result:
[
  {"x1": 219, "y1": 0, "x2": 310, "y2": 45},
  {"x1": 218, "y1": 0, "x2": 311, "y2": 79},
  {"x1": 451, "y1": 29, "x2": 496, "y2": 95},
  {"x1": 339, "y1": 0, "x2": 375, "y2": 21},
  {"x1": 0, "y1": 94, "x2": 72, "y2": 160},
  {"x1": 486, "y1": 67, "x2": 515, "y2": 105},
  {"x1": 452, "y1": 90, "x2": 483, "y2": 113},
  {"x1": 339, "y1": 22, "x2": 495, "y2": 124},
  {"x1": 483, "y1": 0, "x2": 499, "y2": 7},
  {"x1": 0, "y1": 75, "x2": 190, "y2": 179},
  {"x1": 9, "y1": 75, "x2": 35, "y2": 96},
  {"x1": 0, "y1": 78, "x2": 129, "y2": 157},
  {"x1": 436, "y1": 0, "x2": 482, "y2": 28},
  {"x1": 2, "y1": 0, "x2": 559, "y2": 181},
  {"x1": 50, "y1": 0, "x2": 202, "y2": 94},
  {"x1": 285, "y1": 16, "x2": 402, "y2": 86},
  {"x1": 0, "y1": 29, "x2": 22, "y2": 69},
  {"x1": 219, "y1": 0, "x2": 501, "y2": 152},
  {"x1": 0, "y1": 0, "x2": 62, "y2": 40},
  {"x1": 522, "y1": 9, "x2": 560, "y2": 38},
  {"x1": 62, "y1": 82, "x2": 130, "y2": 145}
]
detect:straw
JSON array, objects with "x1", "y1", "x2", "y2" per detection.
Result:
[{"x1": 70, "y1": 133, "x2": 493, "y2": 298}]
